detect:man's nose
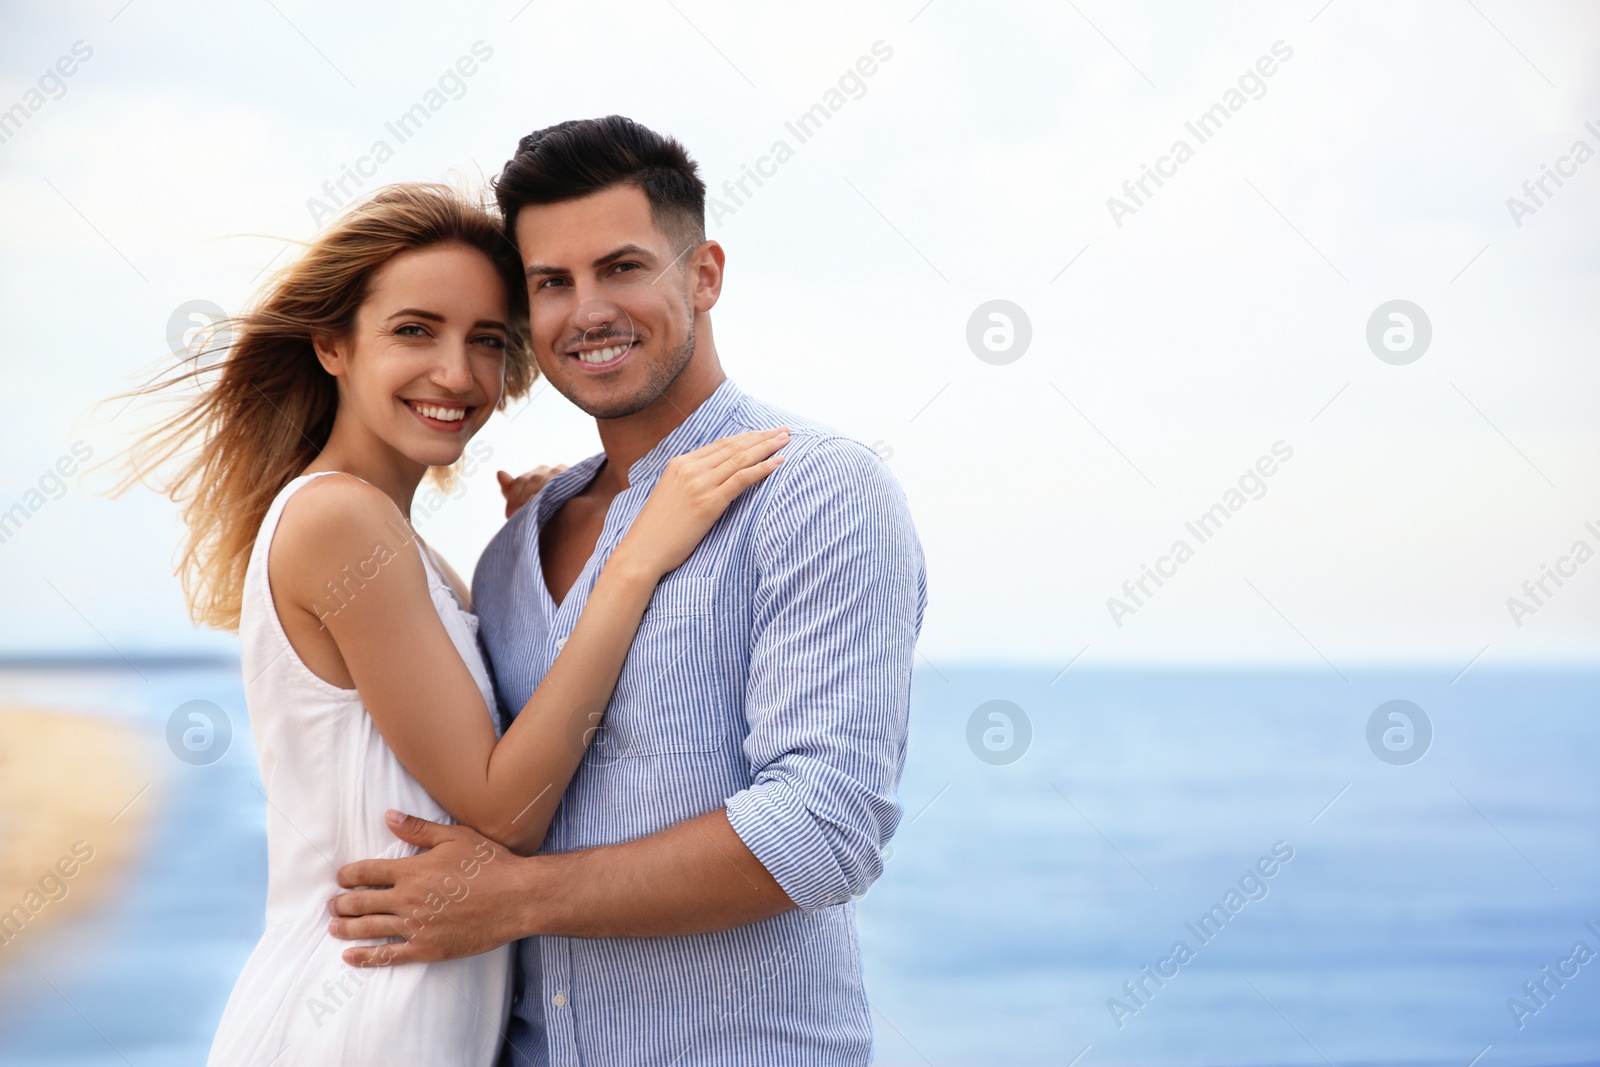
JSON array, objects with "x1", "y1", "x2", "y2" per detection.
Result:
[{"x1": 571, "y1": 297, "x2": 622, "y2": 343}]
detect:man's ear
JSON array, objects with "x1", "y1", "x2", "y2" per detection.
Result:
[
  {"x1": 690, "y1": 240, "x2": 725, "y2": 314},
  {"x1": 311, "y1": 331, "x2": 348, "y2": 377}
]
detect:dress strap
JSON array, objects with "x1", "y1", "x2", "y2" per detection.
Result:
[{"x1": 277, "y1": 470, "x2": 453, "y2": 598}]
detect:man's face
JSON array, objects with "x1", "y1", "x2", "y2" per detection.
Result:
[{"x1": 515, "y1": 184, "x2": 701, "y2": 419}]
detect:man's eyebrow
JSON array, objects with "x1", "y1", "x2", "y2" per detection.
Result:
[
  {"x1": 524, "y1": 244, "x2": 659, "y2": 278},
  {"x1": 593, "y1": 244, "x2": 656, "y2": 268}
]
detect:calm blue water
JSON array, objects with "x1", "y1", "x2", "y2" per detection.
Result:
[{"x1": 0, "y1": 664, "x2": 1595, "y2": 1066}]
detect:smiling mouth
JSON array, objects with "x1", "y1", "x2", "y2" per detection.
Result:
[
  {"x1": 402, "y1": 399, "x2": 474, "y2": 431},
  {"x1": 568, "y1": 339, "x2": 638, "y2": 369}
]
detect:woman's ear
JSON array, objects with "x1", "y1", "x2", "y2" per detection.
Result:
[{"x1": 311, "y1": 331, "x2": 347, "y2": 377}]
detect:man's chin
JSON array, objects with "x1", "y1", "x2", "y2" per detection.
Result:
[
  {"x1": 554, "y1": 378, "x2": 662, "y2": 421},
  {"x1": 544, "y1": 332, "x2": 694, "y2": 420}
]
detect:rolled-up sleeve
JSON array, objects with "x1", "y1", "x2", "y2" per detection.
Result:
[{"x1": 723, "y1": 437, "x2": 927, "y2": 912}]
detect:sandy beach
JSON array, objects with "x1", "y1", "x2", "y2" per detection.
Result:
[{"x1": 0, "y1": 706, "x2": 159, "y2": 967}]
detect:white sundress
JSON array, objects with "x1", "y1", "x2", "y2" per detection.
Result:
[{"x1": 207, "y1": 471, "x2": 511, "y2": 1066}]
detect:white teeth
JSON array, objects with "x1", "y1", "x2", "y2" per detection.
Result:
[
  {"x1": 578, "y1": 343, "x2": 629, "y2": 364},
  {"x1": 411, "y1": 402, "x2": 465, "y2": 422}
]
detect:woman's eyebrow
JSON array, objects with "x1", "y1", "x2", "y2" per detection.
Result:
[{"x1": 385, "y1": 309, "x2": 507, "y2": 331}]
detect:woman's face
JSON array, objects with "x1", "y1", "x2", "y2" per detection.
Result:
[{"x1": 319, "y1": 242, "x2": 509, "y2": 470}]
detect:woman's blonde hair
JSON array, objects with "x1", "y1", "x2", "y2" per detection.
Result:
[{"x1": 108, "y1": 182, "x2": 535, "y2": 632}]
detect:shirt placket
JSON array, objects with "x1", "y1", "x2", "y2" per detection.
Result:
[
  {"x1": 534, "y1": 485, "x2": 649, "y2": 1067},
  {"x1": 540, "y1": 936, "x2": 579, "y2": 1065}
]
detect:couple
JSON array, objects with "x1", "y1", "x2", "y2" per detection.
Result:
[{"x1": 130, "y1": 115, "x2": 926, "y2": 1064}]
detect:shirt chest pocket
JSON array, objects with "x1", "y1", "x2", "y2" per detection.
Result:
[{"x1": 585, "y1": 577, "x2": 726, "y2": 762}]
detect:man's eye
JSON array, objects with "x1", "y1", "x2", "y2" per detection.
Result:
[
  {"x1": 612, "y1": 262, "x2": 640, "y2": 275},
  {"x1": 537, "y1": 277, "x2": 568, "y2": 290}
]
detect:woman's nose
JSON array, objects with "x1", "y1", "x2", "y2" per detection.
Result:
[{"x1": 431, "y1": 345, "x2": 474, "y2": 390}]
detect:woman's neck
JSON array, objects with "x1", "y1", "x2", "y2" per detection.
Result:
[{"x1": 305, "y1": 420, "x2": 428, "y2": 520}]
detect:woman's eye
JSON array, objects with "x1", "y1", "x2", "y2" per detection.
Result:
[
  {"x1": 394, "y1": 323, "x2": 428, "y2": 337},
  {"x1": 474, "y1": 335, "x2": 506, "y2": 349}
]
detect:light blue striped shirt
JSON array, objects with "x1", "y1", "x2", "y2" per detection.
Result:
[{"x1": 472, "y1": 378, "x2": 926, "y2": 1066}]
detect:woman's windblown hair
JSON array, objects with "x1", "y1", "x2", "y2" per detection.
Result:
[{"x1": 105, "y1": 182, "x2": 534, "y2": 632}]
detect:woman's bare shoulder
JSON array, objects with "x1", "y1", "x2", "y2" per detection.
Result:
[{"x1": 270, "y1": 473, "x2": 417, "y2": 591}]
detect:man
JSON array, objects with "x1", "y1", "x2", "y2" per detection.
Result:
[{"x1": 328, "y1": 115, "x2": 926, "y2": 1065}]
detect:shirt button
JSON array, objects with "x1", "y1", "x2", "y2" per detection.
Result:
[
  {"x1": 552, "y1": 992, "x2": 568, "y2": 1008},
  {"x1": 554, "y1": 635, "x2": 569, "y2": 651}
]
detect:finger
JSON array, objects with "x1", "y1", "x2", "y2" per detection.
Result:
[
  {"x1": 684, "y1": 429, "x2": 783, "y2": 469},
  {"x1": 343, "y1": 940, "x2": 418, "y2": 968},
  {"x1": 682, "y1": 429, "x2": 784, "y2": 481},
  {"x1": 337, "y1": 859, "x2": 396, "y2": 890},
  {"x1": 384, "y1": 809, "x2": 455, "y2": 848},
  {"x1": 512, "y1": 470, "x2": 551, "y2": 493},
  {"x1": 496, "y1": 470, "x2": 512, "y2": 487},
  {"x1": 327, "y1": 913, "x2": 409, "y2": 942},
  {"x1": 711, "y1": 429, "x2": 789, "y2": 480},
  {"x1": 328, "y1": 888, "x2": 394, "y2": 918},
  {"x1": 714, "y1": 454, "x2": 784, "y2": 505}
]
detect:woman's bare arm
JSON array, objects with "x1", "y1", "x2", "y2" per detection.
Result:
[{"x1": 272, "y1": 429, "x2": 786, "y2": 853}]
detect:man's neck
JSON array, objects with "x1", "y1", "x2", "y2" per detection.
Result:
[{"x1": 590, "y1": 339, "x2": 725, "y2": 496}]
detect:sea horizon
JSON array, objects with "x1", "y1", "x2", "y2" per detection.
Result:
[{"x1": 2, "y1": 661, "x2": 1595, "y2": 1065}]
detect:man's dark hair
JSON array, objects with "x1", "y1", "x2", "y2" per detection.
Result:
[{"x1": 494, "y1": 115, "x2": 706, "y2": 253}]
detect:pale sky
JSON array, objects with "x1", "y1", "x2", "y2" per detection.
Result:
[{"x1": 1, "y1": 0, "x2": 1596, "y2": 669}]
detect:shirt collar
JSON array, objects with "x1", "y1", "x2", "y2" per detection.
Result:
[
  {"x1": 528, "y1": 377, "x2": 748, "y2": 527},
  {"x1": 626, "y1": 377, "x2": 747, "y2": 487},
  {"x1": 531, "y1": 451, "x2": 606, "y2": 529}
]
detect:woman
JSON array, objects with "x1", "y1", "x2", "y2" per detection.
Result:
[{"x1": 113, "y1": 183, "x2": 786, "y2": 1065}]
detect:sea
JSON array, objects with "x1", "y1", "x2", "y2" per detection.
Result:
[{"x1": 0, "y1": 663, "x2": 1595, "y2": 1066}]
